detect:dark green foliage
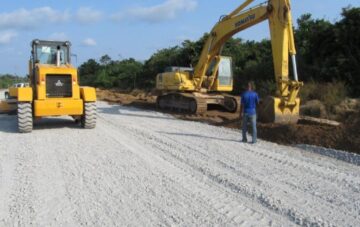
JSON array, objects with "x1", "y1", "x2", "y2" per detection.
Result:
[
  {"x1": 78, "y1": 7, "x2": 359, "y2": 96},
  {"x1": 295, "y1": 7, "x2": 360, "y2": 96},
  {"x1": 79, "y1": 56, "x2": 143, "y2": 89},
  {"x1": 0, "y1": 74, "x2": 28, "y2": 89}
]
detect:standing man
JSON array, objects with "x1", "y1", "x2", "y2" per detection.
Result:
[{"x1": 240, "y1": 81, "x2": 259, "y2": 143}]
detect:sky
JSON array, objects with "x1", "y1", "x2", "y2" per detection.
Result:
[{"x1": 0, "y1": 0, "x2": 358, "y2": 76}]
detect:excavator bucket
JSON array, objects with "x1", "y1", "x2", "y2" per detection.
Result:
[
  {"x1": 0, "y1": 100, "x2": 17, "y2": 114},
  {"x1": 258, "y1": 96, "x2": 300, "y2": 124}
]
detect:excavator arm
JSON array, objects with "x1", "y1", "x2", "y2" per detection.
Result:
[
  {"x1": 193, "y1": 0, "x2": 303, "y2": 123},
  {"x1": 193, "y1": 1, "x2": 269, "y2": 89}
]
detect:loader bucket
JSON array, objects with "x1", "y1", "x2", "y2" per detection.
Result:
[
  {"x1": 258, "y1": 96, "x2": 300, "y2": 124},
  {"x1": 0, "y1": 100, "x2": 17, "y2": 114}
]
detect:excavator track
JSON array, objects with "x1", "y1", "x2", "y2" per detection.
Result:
[
  {"x1": 156, "y1": 93, "x2": 207, "y2": 114},
  {"x1": 193, "y1": 96, "x2": 207, "y2": 114}
]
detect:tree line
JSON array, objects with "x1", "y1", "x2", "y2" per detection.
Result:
[
  {"x1": 0, "y1": 74, "x2": 27, "y2": 89},
  {"x1": 2, "y1": 7, "x2": 357, "y2": 98},
  {"x1": 79, "y1": 7, "x2": 360, "y2": 97}
]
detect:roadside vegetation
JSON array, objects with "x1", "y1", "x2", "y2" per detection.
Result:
[
  {"x1": 1, "y1": 7, "x2": 359, "y2": 117},
  {"x1": 0, "y1": 74, "x2": 27, "y2": 89},
  {"x1": 78, "y1": 7, "x2": 359, "y2": 99}
]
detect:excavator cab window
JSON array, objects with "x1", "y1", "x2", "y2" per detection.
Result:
[
  {"x1": 218, "y1": 57, "x2": 232, "y2": 86},
  {"x1": 205, "y1": 59, "x2": 217, "y2": 77}
]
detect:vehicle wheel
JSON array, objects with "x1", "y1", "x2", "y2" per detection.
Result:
[
  {"x1": 18, "y1": 102, "x2": 33, "y2": 133},
  {"x1": 224, "y1": 96, "x2": 238, "y2": 113},
  {"x1": 4, "y1": 92, "x2": 9, "y2": 99},
  {"x1": 81, "y1": 102, "x2": 96, "y2": 129},
  {"x1": 189, "y1": 99, "x2": 197, "y2": 113}
]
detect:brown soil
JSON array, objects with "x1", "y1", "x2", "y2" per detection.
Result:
[{"x1": 97, "y1": 89, "x2": 360, "y2": 155}]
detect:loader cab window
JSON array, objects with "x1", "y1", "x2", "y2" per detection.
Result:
[{"x1": 34, "y1": 44, "x2": 69, "y2": 65}]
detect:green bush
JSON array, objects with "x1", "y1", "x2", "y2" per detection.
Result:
[
  {"x1": 299, "y1": 80, "x2": 318, "y2": 102},
  {"x1": 300, "y1": 81, "x2": 348, "y2": 112},
  {"x1": 0, "y1": 74, "x2": 28, "y2": 88},
  {"x1": 318, "y1": 81, "x2": 348, "y2": 111},
  {"x1": 256, "y1": 80, "x2": 277, "y2": 98}
]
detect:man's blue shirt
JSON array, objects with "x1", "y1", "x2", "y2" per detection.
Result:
[{"x1": 241, "y1": 91, "x2": 259, "y2": 115}]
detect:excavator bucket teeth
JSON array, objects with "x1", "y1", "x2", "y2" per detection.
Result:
[
  {"x1": 0, "y1": 100, "x2": 17, "y2": 114},
  {"x1": 258, "y1": 96, "x2": 300, "y2": 124}
]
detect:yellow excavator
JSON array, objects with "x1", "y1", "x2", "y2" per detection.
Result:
[
  {"x1": 156, "y1": 0, "x2": 303, "y2": 123},
  {"x1": 0, "y1": 39, "x2": 97, "y2": 132}
]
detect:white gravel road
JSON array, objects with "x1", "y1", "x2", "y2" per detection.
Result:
[{"x1": 0, "y1": 101, "x2": 359, "y2": 226}]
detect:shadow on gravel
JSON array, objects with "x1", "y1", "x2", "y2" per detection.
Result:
[
  {"x1": 34, "y1": 118, "x2": 80, "y2": 130},
  {"x1": 0, "y1": 115, "x2": 80, "y2": 133},
  {"x1": 297, "y1": 144, "x2": 360, "y2": 166},
  {"x1": 0, "y1": 114, "x2": 17, "y2": 133},
  {"x1": 158, "y1": 131, "x2": 239, "y2": 143},
  {"x1": 98, "y1": 105, "x2": 176, "y2": 121}
]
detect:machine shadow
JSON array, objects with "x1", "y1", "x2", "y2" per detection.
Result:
[
  {"x1": 0, "y1": 115, "x2": 18, "y2": 133},
  {"x1": 158, "y1": 131, "x2": 239, "y2": 143},
  {"x1": 33, "y1": 118, "x2": 80, "y2": 130},
  {"x1": 98, "y1": 105, "x2": 177, "y2": 121}
]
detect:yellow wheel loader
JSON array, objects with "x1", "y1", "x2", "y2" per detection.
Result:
[
  {"x1": 156, "y1": 0, "x2": 303, "y2": 123},
  {"x1": 0, "y1": 39, "x2": 97, "y2": 133}
]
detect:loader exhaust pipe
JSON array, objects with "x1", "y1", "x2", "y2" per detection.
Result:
[{"x1": 56, "y1": 46, "x2": 61, "y2": 67}]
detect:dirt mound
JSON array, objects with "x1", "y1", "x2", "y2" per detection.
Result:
[
  {"x1": 97, "y1": 89, "x2": 360, "y2": 154},
  {"x1": 300, "y1": 100, "x2": 327, "y2": 118}
]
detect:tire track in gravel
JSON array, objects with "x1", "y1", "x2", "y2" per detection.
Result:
[
  {"x1": 97, "y1": 102, "x2": 360, "y2": 226},
  {"x1": 97, "y1": 113, "x2": 288, "y2": 226},
  {"x1": 1, "y1": 102, "x2": 359, "y2": 226},
  {"x1": 100, "y1": 116, "x2": 322, "y2": 226},
  {"x1": 4, "y1": 140, "x2": 37, "y2": 226},
  {"x1": 97, "y1": 116, "x2": 241, "y2": 225},
  {"x1": 50, "y1": 118, "x2": 232, "y2": 226},
  {"x1": 137, "y1": 110, "x2": 360, "y2": 217}
]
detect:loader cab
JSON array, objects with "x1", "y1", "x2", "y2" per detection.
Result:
[
  {"x1": 29, "y1": 39, "x2": 73, "y2": 88},
  {"x1": 31, "y1": 39, "x2": 71, "y2": 66}
]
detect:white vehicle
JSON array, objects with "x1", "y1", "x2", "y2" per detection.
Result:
[
  {"x1": 13, "y1": 83, "x2": 29, "y2": 88},
  {"x1": 4, "y1": 83, "x2": 29, "y2": 99}
]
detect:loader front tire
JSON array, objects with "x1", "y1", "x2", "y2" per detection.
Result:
[
  {"x1": 81, "y1": 102, "x2": 96, "y2": 129},
  {"x1": 18, "y1": 102, "x2": 33, "y2": 133}
]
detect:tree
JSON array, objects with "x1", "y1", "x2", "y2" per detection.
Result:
[
  {"x1": 0, "y1": 74, "x2": 27, "y2": 89},
  {"x1": 99, "y1": 54, "x2": 112, "y2": 66},
  {"x1": 78, "y1": 6, "x2": 360, "y2": 96},
  {"x1": 78, "y1": 59, "x2": 101, "y2": 86}
]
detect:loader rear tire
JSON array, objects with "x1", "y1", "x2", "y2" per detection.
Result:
[
  {"x1": 81, "y1": 102, "x2": 96, "y2": 129},
  {"x1": 18, "y1": 102, "x2": 33, "y2": 133}
]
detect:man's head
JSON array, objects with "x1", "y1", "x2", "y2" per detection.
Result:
[{"x1": 247, "y1": 81, "x2": 255, "y2": 91}]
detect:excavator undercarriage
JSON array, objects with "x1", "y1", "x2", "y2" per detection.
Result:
[{"x1": 156, "y1": 92, "x2": 238, "y2": 114}]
